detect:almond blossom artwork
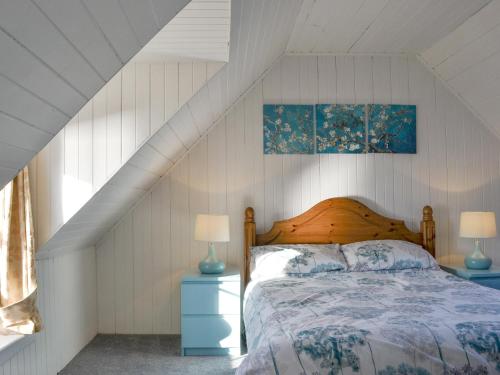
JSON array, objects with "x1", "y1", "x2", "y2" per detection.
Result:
[
  {"x1": 367, "y1": 104, "x2": 416, "y2": 153},
  {"x1": 263, "y1": 103, "x2": 416, "y2": 155},
  {"x1": 263, "y1": 104, "x2": 314, "y2": 154},
  {"x1": 316, "y1": 104, "x2": 366, "y2": 154}
]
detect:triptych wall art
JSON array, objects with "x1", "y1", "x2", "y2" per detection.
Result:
[
  {"x1": 263, "y1": 104, "x2": 315, "y2": 154},
  {"x1": 263, "y1": 104, "x2": 416, "y2": 154}
]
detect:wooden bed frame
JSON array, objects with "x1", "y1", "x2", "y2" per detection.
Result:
[{"x1": 243, "y1": 197, "x2": 435, "y2": 287}]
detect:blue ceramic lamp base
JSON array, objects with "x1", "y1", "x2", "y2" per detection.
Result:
[
  {"x1": 465, "y1": 239, "x2": 492, "y2": 270},
  {"x1": 199, "y1": 243, "x2": 225, "y2": 274}
]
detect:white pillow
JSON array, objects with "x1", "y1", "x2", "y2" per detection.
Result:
[
  {"x1": 340, "y1": 240, "x2": 438, "y2": 272},
  {"x1": 251, "y1": 244, "x2": 346, "y2": 280}
]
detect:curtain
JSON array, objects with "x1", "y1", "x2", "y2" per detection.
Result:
[{"x1": 0, "y1": 167, "x2": 41, "y2": 334}]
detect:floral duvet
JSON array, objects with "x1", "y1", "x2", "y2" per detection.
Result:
[{"x1": 237, "y1": 269, "x2": 500, "y2": 375}]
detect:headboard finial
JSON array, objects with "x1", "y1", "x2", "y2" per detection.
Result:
[
  {"x1": 421, "y1": 205, "x2": 435, "y2": 257},
  {"x1": 423, "y1": 205, "x2": 433, "y2": 221},
  {"x1": 245, "y1": 207, "x2": 255, "y2": 223},
  {"x1": 244, "y1": 207, "x2": 256, "y2": 287}
]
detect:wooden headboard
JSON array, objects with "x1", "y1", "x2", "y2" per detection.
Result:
[{"x1": 243, "y1": 197, "x2": 435, "y2": 287}]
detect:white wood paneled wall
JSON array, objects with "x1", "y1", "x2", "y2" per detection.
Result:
[
  {"x1": 0, "y1": 248, "x2": 97, "y2": 375},
  {"x1": 30, "y1": 61, "x2": 223, "y2": 251},
  {"x1": 96, "y1": 54, "x2": 500, "y2": 334}
]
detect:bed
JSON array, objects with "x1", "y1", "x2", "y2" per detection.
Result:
[{"x1": 237, "y1": 198, "x2": 500, "y2": 375}]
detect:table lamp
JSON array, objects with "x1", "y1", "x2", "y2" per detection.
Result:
[
  {"x1": 195, "y1": 214, "x2": 229, "y2": 274},
  {"x1": 460, "y1": 211, "x2": 497, "y2": 270}
]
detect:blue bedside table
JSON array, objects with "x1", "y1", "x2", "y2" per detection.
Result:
[
  {"x1": 181, "y1": 267, "x2": 241, "y2": 356},
  {"x1": 440, "y1": 264, "x2": 500, "y2": 290}
]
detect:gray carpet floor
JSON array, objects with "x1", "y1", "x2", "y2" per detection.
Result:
[{"x1": 60, "y1": 335, "x2": 245, "y2": 375}]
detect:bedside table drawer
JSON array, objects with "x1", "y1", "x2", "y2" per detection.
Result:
[
  {"x1": 182, "y1": 315, "x2": 240, "y2": 348},
  {"x1": 473, "y1": 278, "x2": 500, "y2": 290},
  {"x1": 182, "y1": 282, "x2": 240, "y2": 315}
]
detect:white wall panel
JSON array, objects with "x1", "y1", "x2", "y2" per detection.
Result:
[
  {"x1": 114, "y1": 214, "x2": 134, "y2": 333},
  {"x1": 92, "y1": 88, "x2": 107, "y2": 191},
  {"x1": 132, "y1": 195, "x2": 153, "y2": 334},
  {"x1": 135, "y1": 64, "x2": 151, "y2": 147},
  {"x1": 207, "y1": 120, "x2": 228, "y2": 261},
  {"x1": 178, "y1": 63, "x2": 194, "y2": 107},
  {"x1": 150, "y1": 64, "x2": 166, "y2": 134},
  {"x1": 106, "y1": 75, "x2": 122, "y2": 176},
  {"x1": 151, "y1": 178, "x2": 172, "y2": 333},
  {"x1": 188, "y1": 139, "x2": 209, "y2": 268},
  {"x1": 0, "y1": 248, "x2": 97, "y2": 375},
  {"x1": 165, "y1": 63, "x2": 180, "y2": 120},
  {"x1": 30, "y1": 61, "x2": 222, "y2": 253},
  {"x1": 169, "y1": 158, "x2": 189, "y2": 334},
  {"x1": 96, "y1": 55, "x2": 500, "y2": 334},
  {"x1": 49, "y1": 132, "x2": 64, "y2": 234}
]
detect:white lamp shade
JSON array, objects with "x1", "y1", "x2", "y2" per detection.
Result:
[
  {"x1": 195, "y1": 214, "x2": 230, "y2": 242},
  {"x1": 459, "y1": 211, "x2": 497, "y2": 238}
]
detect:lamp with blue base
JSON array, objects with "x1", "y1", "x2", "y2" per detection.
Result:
[
  {"x1": 198, "y1": 242, "x2": 226, "y2": 274},
  {"x1": 195, "y1": 214, "x2": 230, "y2": 275},
  {"x1": 460, "y1": 211, "x2": 496, "y2": 270}
]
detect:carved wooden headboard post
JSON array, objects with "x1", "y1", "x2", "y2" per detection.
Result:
[
  {"x1": 244, "y1": 207, "x2": 256, "y2": 287},
  {"x1": 421, "y1": 205, "x2": 436, "y2": 257}
]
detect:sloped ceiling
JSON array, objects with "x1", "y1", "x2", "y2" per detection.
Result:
[
  {"x1": 285, "y1": 0, "x2": 500, "y2": 139},
  {"x1": 286, "y1": 0, "x2": 490, "y2": 54},
  {"x1": 0, "y1": 0, "x2": 190, "y2": 188},
  {"x1": 132, "y1": 0, "x2": 231, "y2": 63},
  {"x1": 38, "y1": 0, "x2": 303, "y2": 254},
  {"x1": 420, "y1": 0, "x2": 500, "y2": 138}
]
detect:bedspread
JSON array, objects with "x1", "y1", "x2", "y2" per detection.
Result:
[{"x1": 237, "y1": 269, "x2": 500, "y2": 375}]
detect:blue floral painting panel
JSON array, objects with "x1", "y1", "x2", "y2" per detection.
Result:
[
  {"x1": 368, "y1": 104, "x2": 416, "y2": 153},
  {"x1": 316, "y1": 104, "x2": 366, "y2": 153},
  {"x1": 263, "y1": 104, "x2": 314, "y2": 154}
]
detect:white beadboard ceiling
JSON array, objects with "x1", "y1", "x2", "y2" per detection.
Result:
[
  {"x1": 37, "y1": 0, "x2": 303, "y2": 254},
  {"x1": 420, "y1": 0, "x2": 500, "y2": 138},
  {"x1": 286, "y1": 0, "x2": 500, "y2": 142},
  {"x1": 286, "y1": 0, "x2": 490, "y2": 54},
  {"x1": 0, "y1": 0, "x2": 190, "y2": 189},
  {"x1": 133, "y1": 0, "x2": 231, "y2": 63}
]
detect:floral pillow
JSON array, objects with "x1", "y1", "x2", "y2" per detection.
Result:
[
  {"x1": 340, "y1": 240, "x2": 438, "y2": 272},
  {"x1": 250, "y1": 244, "x2": 347, "y2": 280}
]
